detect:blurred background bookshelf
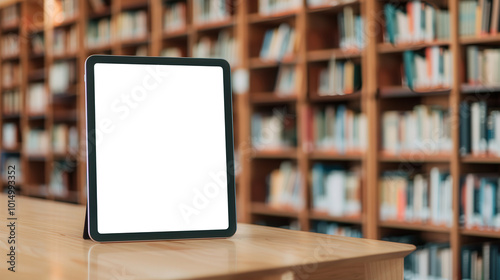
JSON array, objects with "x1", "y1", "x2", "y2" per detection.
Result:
[{"x1": 3, "y1": 0, "x2": 500, "y2": 278}]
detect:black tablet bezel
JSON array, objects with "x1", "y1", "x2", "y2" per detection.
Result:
[{"x1": 85, "y1": 55, "x2": 236, "y2": 242}]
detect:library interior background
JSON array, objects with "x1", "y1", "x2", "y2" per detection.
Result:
[{"x1": 3, "y1": 0, "x2": 500, "y2": 279}]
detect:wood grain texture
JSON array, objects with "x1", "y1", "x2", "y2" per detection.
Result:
[{"x1": 0, "y1": 194, "x2": 414, "y2": 279}]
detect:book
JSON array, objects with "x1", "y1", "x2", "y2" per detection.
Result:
[
  {"x1": 403, "y1": 47, "x2": 452, "y2": 90},
  {"x1": 193, "y1": 0, "x2": 231, "y2": 25},
  {"x1": 24, "y1": 129, "x2": 49, "y2": 155},
  {"x1": 311, "y1": 105, "x2": 366, "y2": 153},
  {"x1": 1, "y1": 4, "x2": 19, "y2": 27},
  {"x1": 117, "y1": 10, "x2": 147, "y2": 41},
  {"x1": 265, "y1": 161, "x2": 302, "y2": 209},
  {"x1": 192, "y1": 30, "x2": 238, "y2": 66},
  {"x1": 54, "y1": 0, "x2": 77, "y2": 23},
  {"x1": 275, "y1": 65, "x2": 298, "y2": 96},
  {"x1": 259, "y1": 23, "x2": 296, "y2": 61},
  {"x1": 52, "y1": 124, "x2": 78, "y2": 154},
  {"x1": 49, "y1": 61, "x2": 76, "y2": 94},
  {"x1": 86, "y1": 17, "x2": 111, "y2": 48},
  {"x1": 464, "y1": 101, "x2": 500, "y2": 157},
  {"x1": 460, "y1": 0, "x2": 500, "y2": 36},
  {"x1": 311, "y1": 163, "x2": 362, "y2": 217},
  {"x1": 1, "y1": 34, "x2": 20, "y2": 57},
  {"x1": 461, "y1": 174, "x2": 500, "y2": 229},
  {"x1": 384, "y1": 2, "x2": 450, "y2": 45},
  {"x1": 2, "y1": 90, "x2": 21, "y2": 115},
  {"x1": 2, "y1": 123, "x2": 18, "y2": 150},
  {"x1": 1, "y1": 155, "x2": 21, "y2": 184},
  {"x1": 462, "y1": 243, "x2": 500, "y2": 280},
  {"x1": 466, "y1": 46, "x2": 500, "y2": 86},
  {"x1": 53, "y1": 25, "x2": 78, "y2": 56},
  {"x1": 161, "y1": 47, "x2": 183, "y2": 57},
  {"x1": 382, "y1": 105, "x2": 452, "y2": 155},
  {"x1": 27, "y1": 83, "x2": 47, "y2": 114},
  {"x1": 317, "y1": 58, "x2": 362, "y2": 96},
  {"x1": 163, "y1": 1, "x2": 186, "y2": 32},
  {"x1": 259, "y1": 0, "x2": 301, "y2": 15},
  {"x1": 338, "y1": 7, "x2": 365, "y2": 50},
  {"x1": 251, "y1": 108, "x2": 297, "y2": 150},
  {"x1": 380, "y1": 168, "x2": 451, "y2": 226}
]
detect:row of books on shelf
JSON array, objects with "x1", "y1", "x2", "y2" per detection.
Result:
[
  {"x1": 27, "y1": 83, "x2": 47, "y2": 115},
  {"x1": 25, "y1": 129, "x2": 49, "y2": 155},
  {"x1": 306, "y1": 0, "x2": 358, "y2": 9},
  {"x1": 462, "y1": 243, "x2": 500, "y2": 280},
  {"x1": 460, "y1": 101, "x2": 500, "y2": 157},
  {"x1": 1, "y1": 156, "x2": 21, "y2": 184},
  {"x1": 403, "y1": 47, "x2": 452, "y2": 89},
  {"x1": 251, "y1": 108, "x2": 297, "y2": 150},
  {"x1": 460, "y1": 174, "x2": 500, "y2": 230},
  {"x1": 163, "y1": 1, "x2": 186, "y2": 33},
  {"x1": 2, "y1": 123, "x2": 18, "y2": 150},
  {"x1": 53, "y1": 26, "x2": 78, "y2": 56},
  {"x1": 49, "y1": 61, "x2": 77, "y2": 94},
  {"x1": 312, "y1": 221, "x2": 362, "y2": 238},
  {"x1": 193, "y1": 0, "x2": 231, "y2": 25},
  {"x1": 192, "y1": 31, "x2": 238, "y2": 66},
  {"x1": 2, "y1": 62, "x2": 21, "y2": 88},
  {"x1": 317, "y1": 59, "x2": 362, "y2": 96},
  {"x1": 460, "y1": 0, "x2": 500, "y2": 37},
  {"x1": 275, "y1": 65, "x2": 300, "y2": 95},
  {"x1": 379, "y1": 168, "x2": 452, "y2": 227},
  {"x1": 2, "y1": 90, "x2": 21, "y2": 115},
  {"x1": 1, "y1": 4, "x2": 19, "y2": 27},
  {"x1": 260, "y1": 23, "x2": 296, "y2": 61},
  {"x1": 311, "y1": 164, "x2": 361, "y2": 217},
  {"x1": 161, "y1": 47, "x2": 182, "y2": 57},
  {"x1": 309, "y1": 105, "x2": 367, "y2": 154},
  {"x1": 338, "y1": 7, "x2": 365, "y2": 50},
  {"x1": 382, "y1": 105, "x2": 452, "y2": 155},
  {"x1": 466, "y1": 46, "x2": 500, "y2": 86},
  {"x1": 87, "y1": 17, "x2": 111, "y2": 48},
  {"x1": 30, "y1": 33, "x2": 45, "y2": 56},
  {"x1": 259, "y1": 0, "x2": 301, "y2": 15},
  {"x1": 265, "y1": 161, "x2": 302, "y2": 209},
  {"x1": 384, "y1": 236, "x2": 451, "y2": 280},
  {"x1": 2, "y1": 34, "x2": 19, "y2": 57},
  {"x1": 116, "y1": 10, "x2": 148, "y2": 41},
  {"x1": 383, "y1": 2, "x2": 450, "y2": 45},
  {"x1": 54, "y1": 0, "x2": 78, "y2": 23},
  {"x1": 50, "y1": 161, "x2": 76, "y2": 197},
  {"x1": 52, "y1": 124, "x2": 78, "y2": 154}
]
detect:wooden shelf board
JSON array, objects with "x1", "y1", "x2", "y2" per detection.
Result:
[
  {"x1": 249, "y1": 57, "x2": 297, "y2": 69},
  {"x1": 252, "y1": 149, "x2": 297, "y2": 159},
  {"x1": 460, "y1": 34, "x2": 500, "y2": 45},
  {"x1": 379, "y1": 86, "x2": 450, "y2": 98},
  {"x1": 2, "y1": 148, "x2": 20, "y2": 153},
  {"x1": 379, "y1": 152, "x2": 451, "y2": 162},
  {"x1": 250, "y1": 93, "x2": 297, "y2": 104},
  {"x1": 120, "y1": 36, "x2": 149, "y2": 46},
  {"x1": 88, "y1": 7, "x2": 111, "y2": 19},
  {"x1": 120, "y1": 0, "x2": 148, "y2": 11},
  {"x1": 194, "y1": 19, "x2": 234, "y2": 31},
  {"x1": 26, "y1": 154, "x2": 48, "y2": 161},
  {"x1": 27, "y1": 114, "x2": 46, "y2": 121},
  {"x1": 461, "y1": 154, "x2": 500, "y2": 164},
  {"x1": 87, "y1": 43, "x2": 113, "y2": 53},
  {"x1": 54, "y1": 15, "x2": 79, "y2": 28},
  {"x1": 1, "y1": 21, "x2": 20, "y2": 32},
  {"x1": 248, "y1": 11, "x2": 297, "y2": 24},
  {"x1": 461, "y1": 228, "x2": 500, "y2": 238},
  {"x1": 250, "y1": 202, "x2": 299, "y2": 218},
  {"x1": 30, "y1": 52, "x2": 45, "y2": 59},
  {"x1": 163, "y1": 28, "x2": 189, "y2": 39},
  {"x1": 309, "y1": 91, "x2": 362, "y2": 102},
  {"x1": 28, "y1": 69, "x2": 46, "y2": 81},
  {"x1": 53, "y1": 52, "x2": 78, "y2": 60},
  {"x1": 307, "y1": 0, "x2": 362, "y2": 13},
  {"x1": 307, "y1": 48, "x2": 362, "y2": 62},
  {"x1": 377, "y1": 40, "x2": 450, "y2": 53},
  {"x1": 309, "y1": 211, "x2": 362, "y2": 224},
  {"x1": 308, "y1": 151, "x2": 363, "y2": 161},
  {"x1": 1, "y1": 54, "x2": 20, "y2": 61},
  {"x1": 379, "y1": 220, "x2": 450, "y2": 233},
  {"x1": 461, "y1": 84, "x2": 500, "y2": 94},
  {"x1": 2, "y1": 83, "x2": 21, "y2": 91},
  {"x1": 1, "y1": 114, "x2": 21, "y2": 120}
]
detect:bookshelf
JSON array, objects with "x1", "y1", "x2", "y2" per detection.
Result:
[{"x1": 3, "y1": 0, "x2": 500, "y2": 278}]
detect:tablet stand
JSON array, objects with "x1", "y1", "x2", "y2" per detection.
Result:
[{"x1": 83, "y1": 206, "x2": 90, "y2": 240}]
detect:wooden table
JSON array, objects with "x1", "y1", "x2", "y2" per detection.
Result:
[{"x1": 0, "y1": 194, "x2": 414, "y2": 279}]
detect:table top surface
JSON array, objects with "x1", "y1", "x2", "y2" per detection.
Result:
[{"x1": 0, "y1": 194, "x2": 414, "y2": 280}]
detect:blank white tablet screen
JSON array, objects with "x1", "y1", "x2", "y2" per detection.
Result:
[{"x1": 93, "y1": 63, "x2": 228, "y2": 234}]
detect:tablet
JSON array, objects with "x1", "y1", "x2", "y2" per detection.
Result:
[{"x1": 85, "y1": 55, "x2": 236, "y2": 242}]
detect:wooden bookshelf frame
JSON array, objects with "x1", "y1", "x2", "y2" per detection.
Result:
[{"x1": 2, "y1": 0, "x2": 500, "y2": 278}]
